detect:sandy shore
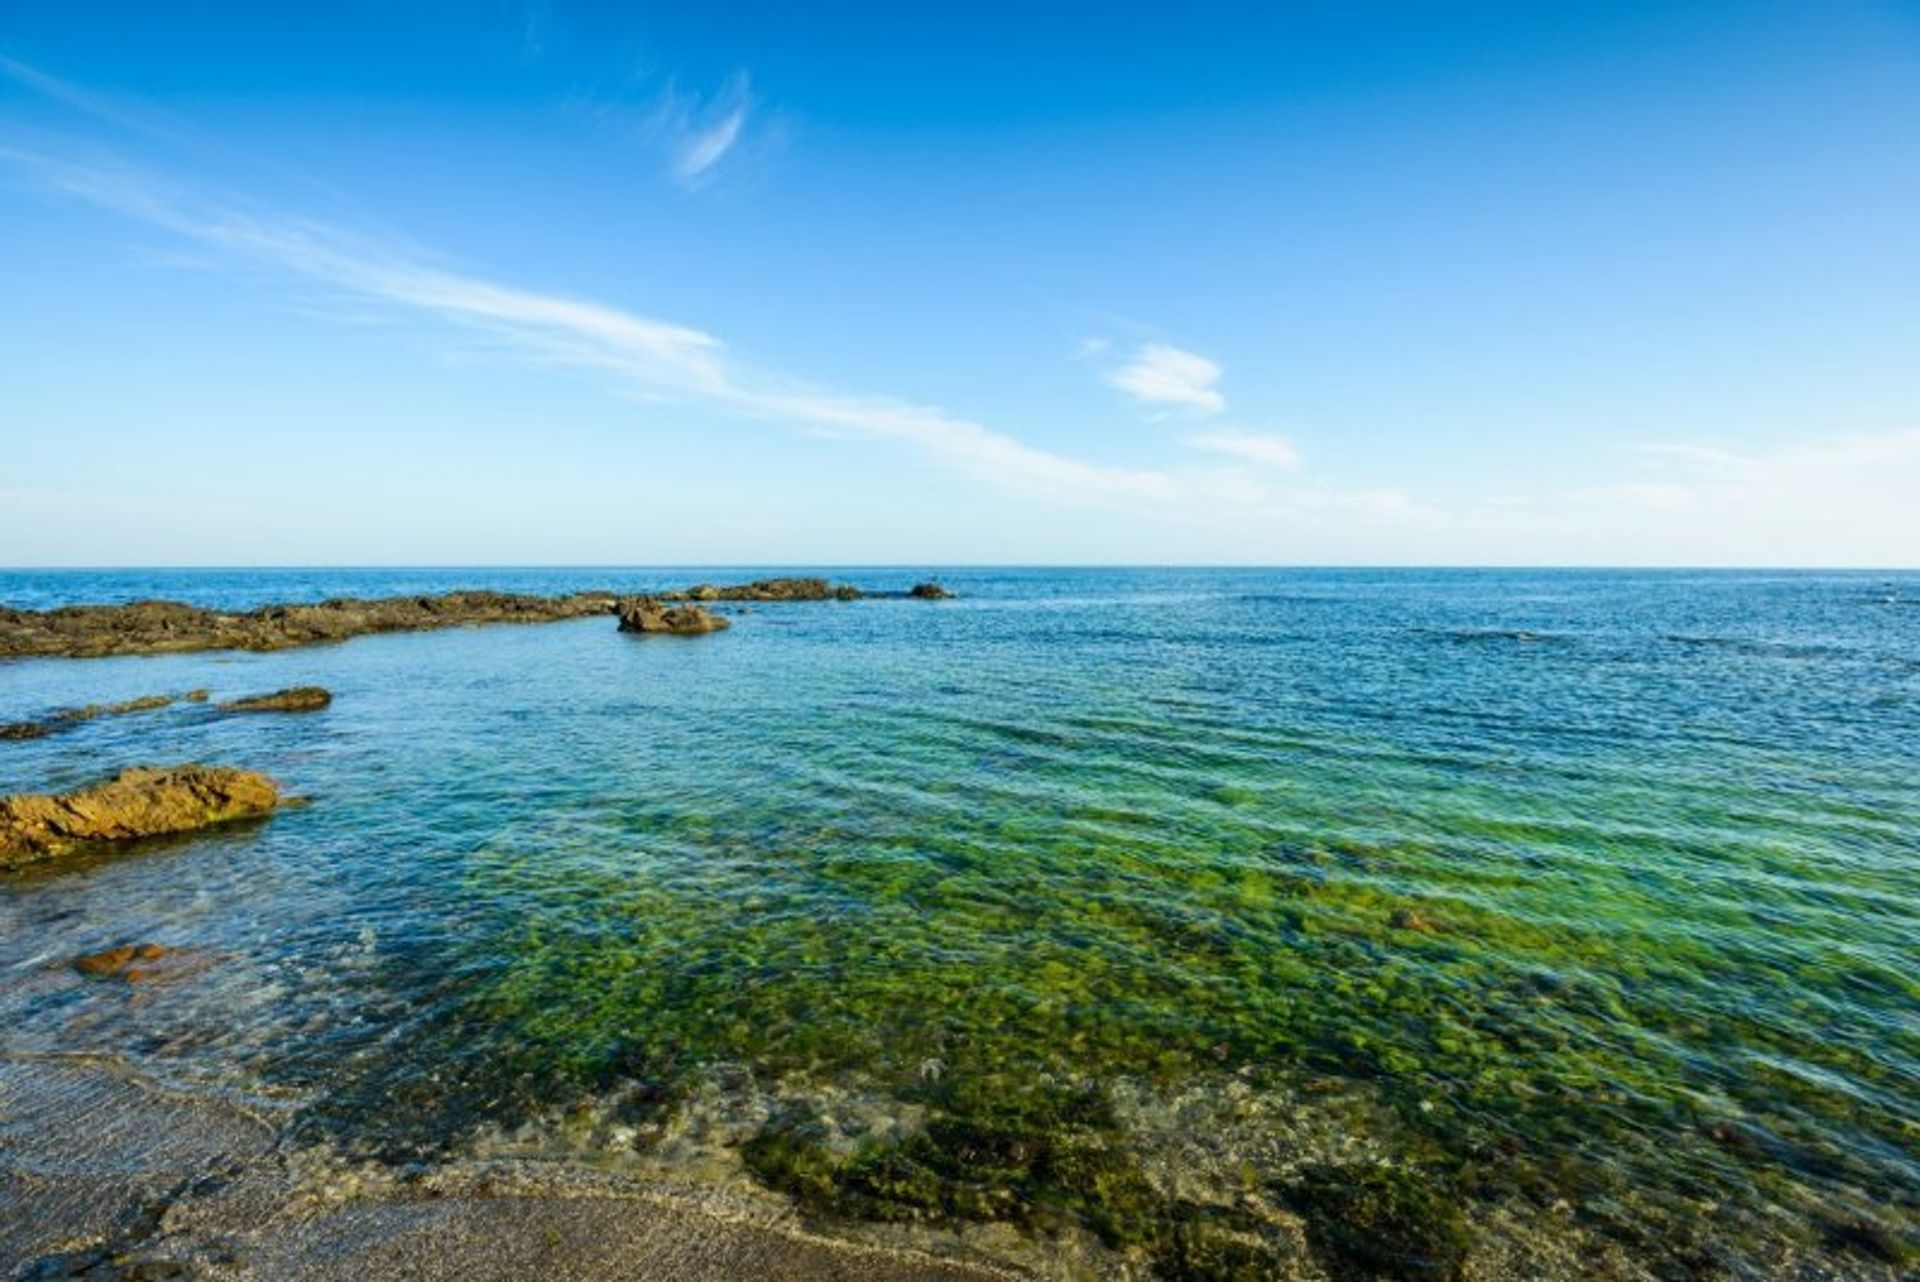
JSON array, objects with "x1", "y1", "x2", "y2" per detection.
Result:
[{"x1": 0, "y1": 1055, "x2": 1011, "y2": 1281}]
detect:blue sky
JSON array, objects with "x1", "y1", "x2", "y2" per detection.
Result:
[{"x1": 2, "y1": 1, "x2": 1917, "y2": 565}]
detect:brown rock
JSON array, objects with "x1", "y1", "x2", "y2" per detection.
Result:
[
  {"x1": 73, "y1": 942, "x2": 172, "y2": 978},
  {"x1": 0, "y1": 765, "x2": 283, "y2": 871},
  {"x1": 909, "y1": 582, "x2": 954, "y2": 599},
  {"x1": 72, "y1": 941, "x2": 211, "y2": 983},
  {"x1": 616, "y1": 599, "x2": 731, "y2": 635},
  {"x1": 0, "y1": 590, "x2": 620, "y2": 660},
  {"x1": 52, "y1": 694, "x2": 179, "y2": 722},
  {"x1": 663, "y1": 578, "x2": 859, "y2": 603},
  {"x1": 220, "y1": 686, "x2": 332, "y2": 713}
]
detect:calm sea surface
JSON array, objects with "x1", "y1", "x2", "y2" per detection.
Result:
[{"x1": 2, "y1": 568, "x2": 1915, "y2": 1274}]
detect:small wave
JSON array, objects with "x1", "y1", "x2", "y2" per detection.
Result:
[
  {"x1": 1665, "y1": 635, "x2": 1853, "y2": 661},
  {"x1": 1429, "y1": 627, "x2": 1564, "y2": 644}
]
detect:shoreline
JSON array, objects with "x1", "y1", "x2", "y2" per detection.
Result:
[{"x1": 0, "y1": 1053, "x2": 1012, "y2": 1281}]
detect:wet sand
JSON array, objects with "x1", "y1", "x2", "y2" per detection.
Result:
[{"x1": 0, "y1": 1055, "x2": 1010, "y2": 1281}]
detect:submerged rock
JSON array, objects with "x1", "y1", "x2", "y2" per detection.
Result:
[
  {"x1": 72, "y1": 942, "x2": 177, "y2": 981},
  {"x1": 0, "y1": 691, "x2": 193, "y2": 743},
  {"x1": 617, "y1": 599, "x2": 731, "y2": 636},
  {"x1": 0, "y1": 590, "x2": 619, "y2": 660},
  {"x1": 0, "y1": 765, "x2": 282, "y2": 871},
  {"x1": 75, "y1": 694, "x2": 175, "y2": 719},
  {"x1": 220, "y1": 686, "x2": 333, "y2": 713}
]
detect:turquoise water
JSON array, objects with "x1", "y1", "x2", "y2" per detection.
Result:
[{"x1": 2, "y1": 569, "x2": 1916, "y2": 1276}]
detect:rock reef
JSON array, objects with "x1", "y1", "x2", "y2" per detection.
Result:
[
  {"x1": 0, "y1": 590, "x2": 618, "y2": 660},
  {"x1": 668, "y1": 577, "x2": 863, "y2": 602},
  {"x1": 220, "y1": 685, "x2": 333, "y2": 713},
  {"x1": 1, "y1": 577, "x2": 958, "y2": 660},
  {"x1": 618, "y1": 599, "x2": 732, "y2": 635},
  {"x1": 0, "y1": 765, "x2": 283, "y2": 871},
  {"x1": 0, "y1": 689, "x2": 208, "y2": 741}
]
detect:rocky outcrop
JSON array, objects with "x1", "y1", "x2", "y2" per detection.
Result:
[
  {"x1": 0, "y1": 765, "x2": 283, "y2": 871},
  {"x1": 0, "y1": 591, "x2": 619, "y2": 660},
  {"x1": 667, "y1": 578, "x2": 862, "y2": 603},
  {"x1": 0, "y1": 579, "x2": 964, "y2": 661},
  {"x1": 220, "y1": 686, "x2": 333, "y2": 713},
  {"x1": 0, "y1": 691, "x2": 195, "y2": 742},
  {"x1": 616, "y1": 599, "x2": 731, "y2": 635}
]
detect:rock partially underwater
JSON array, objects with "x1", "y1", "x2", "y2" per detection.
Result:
[
  {"x1": 70, "y1": 942, "x2": 208, "y2": 983},
  {"x1": 0, "y1": 765, "x2": 283, "y2": 871},
  {"x1": 220, "y1": 685, "x2": 333, "y2": 713},
  {"x1": 617, "y1": 599, "x2": 732, "y2": 635},
  {"x1": 0, "y1": 689, "x2": 209, "y2": 741}
]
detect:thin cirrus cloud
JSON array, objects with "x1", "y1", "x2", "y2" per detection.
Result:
[
  {"x1": 1187, "y1": 430, "x2": 1302, "y2": 471},
  {"x1": 676, "y1": 101, "x2": 747, "y2": 183},
  {"x1": 646, "y1": 71, "x2": 756, "y2": 187},
  {"x1": 1105, "y1": 342, "x2": 1226, "y2": 414},
  {"x1": 0, "y1": 142, "x2": 1179, "y2": 506}
]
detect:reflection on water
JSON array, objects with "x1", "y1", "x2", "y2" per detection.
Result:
[{"x1": 2, "y1": 568, "x2": 1916, "y2": 1276}]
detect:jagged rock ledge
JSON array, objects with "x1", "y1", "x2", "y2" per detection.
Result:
[
  {"x1": 0, "y1": 590, "x2": 620, "y2": 660},
  {"x1": 0, "y1": 765, "x2": 283, "y2": 872}
]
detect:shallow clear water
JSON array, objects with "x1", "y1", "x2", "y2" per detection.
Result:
[{"x1": 2, "y1": 568, "x2": 1916, "y2": 1275}]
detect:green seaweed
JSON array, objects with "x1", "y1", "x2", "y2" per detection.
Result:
[{"x1": 291, "y1": 694, "x2": 1919, "y2": 1276}]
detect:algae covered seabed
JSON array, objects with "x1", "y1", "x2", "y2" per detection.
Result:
[{"x1": 1, "y1": 568, "x2": 1915, "y2": 1278}]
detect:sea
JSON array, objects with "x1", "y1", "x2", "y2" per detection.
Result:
[{"x1": 2, "y1": 567, "x2": 1915, "y2": 1277}]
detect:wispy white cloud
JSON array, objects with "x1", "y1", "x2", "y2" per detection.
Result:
[
  {"x1": 1187, "y1": 430, "x2": 1301, "y2": 471},
  {"x1": 1105, "y1": 342, "x2": 1225, "y2": 414},
  {"x1": 0, "y1": 55, "x2": 188, "y2": 144},
  {"x1": 1405, "y1": 428, "x2": 1920, "y2": 566},
  {"x1": 643, "y1": 71, "x2": 757, "y2": 188},
  {"x1": 1615, "y1": 430, "x2": 1920, "y2": 557},
  {"x1": 675, "y1": 102, "x2": 747, "y2": 184},
  {"x1": 1, "y1": 146, "x2": 1178, "y2": 504}
]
